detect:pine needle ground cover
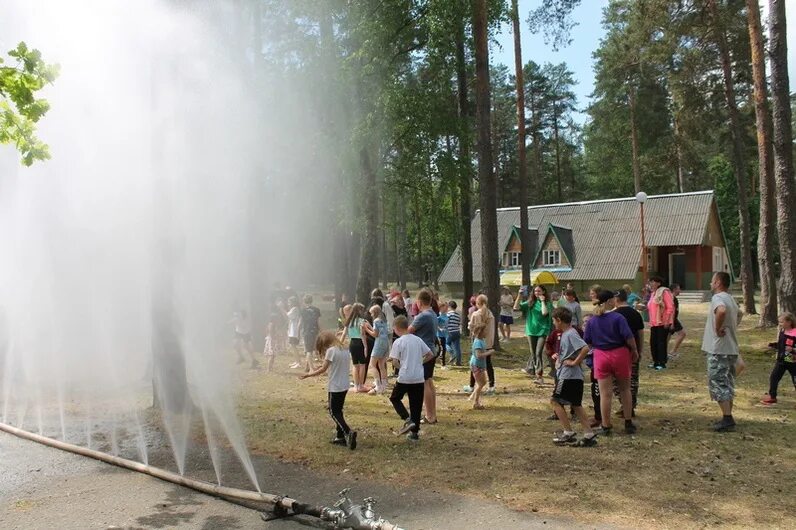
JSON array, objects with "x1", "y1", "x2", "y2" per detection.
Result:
[{"x1": 238, "y1": 304, "x2": 795, "y2": 529}]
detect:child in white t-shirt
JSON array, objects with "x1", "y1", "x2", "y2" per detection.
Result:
[
  {"x1": 389, "y1": 315, "x2": 433, "y2": 441},
  {"x1": 300, "y1": 331, "x2": 357, "y2": 450}
]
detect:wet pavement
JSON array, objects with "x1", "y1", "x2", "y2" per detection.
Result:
[{"x1": 1, "y1": 431, "x2": 587, "y2": 529}]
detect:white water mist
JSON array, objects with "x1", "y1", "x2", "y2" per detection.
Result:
[{"x1": 0, "y1": 0, "x2": 296, "y2": 492}]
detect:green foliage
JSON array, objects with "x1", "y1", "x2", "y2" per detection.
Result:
[
  {"x1": 0, "y1": 42, "x2": 59, "y2": 166},
  {"x1": 527, "y1": 0, "x2": 582, "y2": 50}
]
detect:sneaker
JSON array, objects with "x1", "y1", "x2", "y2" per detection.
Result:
[
  {"x1": 521, "y1": 368, "x2": 532, "y2": 375},
  {"x1": 462, "y1": 385, "x2": 473, "y2": 393},
  {"x1": 346, "y1": 431, "x2": 357, "y2": 450},
  {"x1": 397, "y1": 419, "x2": 416, "y2": 436},
  {"x1": 330, "y1": 437, "x2": 346, "y2": 446},
  {"x1": 624, "y1": 422, "x2": 637, "y2": 435},
  {"x1": 575, "y1": 434, "x2": 598, "y2": 447},
  {"x1": 655, "y1": 365, "x2": 666, "y2": 371},
  {"x1": 713, "y1": 417, "x2": 736, "y2": 432},
  {"x1": 546, "y1": 413, "x2": 558, "y2": 421},
  {"x1": 647, "y1": 363, "x2": 656, "y2": 369},
  {"x1": 534, "y1": 378, "x2": 545, "y2": 386},
  {"x1": 553, "y1": 431, "x2": 577, "y2": 444},
  {"x1": 289, "y1": 362, "x2": 301, "y2": 369},
  {"x1": 485, "y1": 387, "x2": 496, "y2": 395},
  {"x1": 594, "y1": 425, "x2": 612, "y2": 436},
  {"x1": 760, "y1": 395, "x2": 777, "y2": 405},
  {"x1": 406, "y1": 431, "x2": 420, "y2": 442}
]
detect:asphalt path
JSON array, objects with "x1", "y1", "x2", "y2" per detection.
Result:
[{"x1": 0, "y1": 431, "x2": 594, "y2": 530}]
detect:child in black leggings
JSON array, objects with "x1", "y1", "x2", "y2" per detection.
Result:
[
  {"x1": 761, "y1": 313, "x2": 796, "y2": 405},
  {"x1": 300, "y1": 331, "x2": 357, "y2": 449}
]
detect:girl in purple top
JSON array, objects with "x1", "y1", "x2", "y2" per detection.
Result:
[{"x1": 584, "y1": 290, "x2": 639, "y2": 436}]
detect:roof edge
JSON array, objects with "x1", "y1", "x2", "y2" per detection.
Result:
[{"x1": 474, "y1": 190, "x2": 715, "y2": 214}]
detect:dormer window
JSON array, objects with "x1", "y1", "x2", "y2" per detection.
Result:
[
  {"x1": 543, "y1": 249, "x2": 560, "y2": 267},
  {"x1": 503, "y1": 251, "x2": 521, "y2": 268}
]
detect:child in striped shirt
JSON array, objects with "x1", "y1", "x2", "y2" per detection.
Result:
[{"x1": 446, "y1": 301, "x2": 462, "y2": 366}]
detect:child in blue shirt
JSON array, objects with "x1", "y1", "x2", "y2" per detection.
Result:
[{"x1": 437, "y1": 307, "x2": 449, "y2": 366}]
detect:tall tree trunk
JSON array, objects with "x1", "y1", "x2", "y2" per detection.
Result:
[
  {"x1": 629, "y1": 86, "x2": 642, "y2": 194},
  {"x1": 769, "y1": 0, "x2": 796, "y2": 313},
  {"x1": 472, "y1": 0, "x2": 501, "y2": 323},
  {"x1": 355, "y1": 146, "x2": 377, "y2": 303},
  {"x1": 553, "y1": 104, "x2": 562, "y2": 202},
  {"x1": 455, "y1": 13, "x2": 474, "y2": 335},
  {"x1": 708, "y1": 0, "x2": 757, "y2": 315},
  {"x1": 673, "y1": 109, "x2": 686, "y2": 193},
  {"x1": 395, "y1": 192, "x2": 407, "y2": 290},
  {"x1": 512, "y1": 0, "x2": 531, "y2": 287},
  {"x1": 414, "y1": 188, "x2": 424, "y2": 285},
  {"x1": 747, "y1": 0, "x2": 778, "y2": 326}
]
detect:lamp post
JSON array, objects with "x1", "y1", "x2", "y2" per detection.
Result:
[{"x1": 636, "y1": 191, "x2": 648, "y2": 286}]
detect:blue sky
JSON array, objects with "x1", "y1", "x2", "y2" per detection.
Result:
[{"x1": 492, "y1": 0, "x2": 796, "y2": 125}]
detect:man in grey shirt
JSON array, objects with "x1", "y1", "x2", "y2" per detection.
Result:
[{"x1": 701, "y1": 272, "x2": 742, "y2": 432}]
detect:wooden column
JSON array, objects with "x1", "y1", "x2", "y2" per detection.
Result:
[{"x1": 696, "y1": 245, "x2": 703, "y2": 290}]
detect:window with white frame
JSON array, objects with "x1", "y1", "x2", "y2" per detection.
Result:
[
  {"x1": 510, "y1": 252, "x2": 521, "y2": 267},
  {"x1": 543, "y1": 249, "x2": 560, "y2": 267},
  {"x1": 713, "y1": 247, "x2": 724, "y2": 273}
]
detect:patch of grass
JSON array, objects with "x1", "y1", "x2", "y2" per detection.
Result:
[{"x1": 237, "y1": 304, "x2": 796, "y2": 529}]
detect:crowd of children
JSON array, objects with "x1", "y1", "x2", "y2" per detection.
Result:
[{"x1": 239, "y1": 279, "x2": 795, "y2": 450}]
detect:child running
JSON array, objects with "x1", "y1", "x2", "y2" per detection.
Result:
[
  {"x1": 367, "y1": 304, "x2": 390, "y2": 395},
  {"x1": 299, "y1": 331, "x2": 357, "y2": 450},
  {"x1": 389, "y1": 315, "x2": 433, "y2": 441},
  {"x1": 550, "y1": 307, "x2": 596, "y2": 446},
  {"x1": 760, "y1": 312, "x2": 796, "y2": 405}
]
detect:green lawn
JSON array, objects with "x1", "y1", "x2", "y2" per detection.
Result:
[{"x1": 237, "y1": 303, "x2": 796, "y2": 529}]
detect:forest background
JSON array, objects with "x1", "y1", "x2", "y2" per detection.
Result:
[{"x1": 3, "y1": 0, "x2": 796, "y2": 327}]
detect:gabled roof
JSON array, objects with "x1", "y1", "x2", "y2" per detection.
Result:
[
  {"x1": 532, "y1": 223, "x2": 575, "y2": 267},
  {"x1": 506, "y1": 225, "x2": 539, "y2": 257},
  {"x1": 438, "y1": 190, "x2": 718, "y2": 282}
]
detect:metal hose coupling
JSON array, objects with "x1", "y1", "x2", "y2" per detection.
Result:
[{"x1": 321, "y1": 488, "x2": 405, "y2": 530}]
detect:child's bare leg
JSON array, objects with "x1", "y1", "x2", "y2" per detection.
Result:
[
  {"x1": 616, "y1": 377, "x2": 633, "y2": 421},
  {"x1": 472, "y1": 382, "x2": 483, "y2": 407},
  {"x1": 573, "y1": 406, "x2": 592, "y2": 434},
  {"x1": 597, "y1": 377, "x2": 614, "y2": 427},
  {"x1": 551, "y1": 400, "x2": 572, "y2": 431},
  {"x1": 473, "y1": 372, "x2": 486, "y2": 407},
  {"x1": 673, "y1": 331, "x2": 686, "y2": 352}
]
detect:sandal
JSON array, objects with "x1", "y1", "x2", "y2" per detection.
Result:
[
  {"x1": 420, "y1": 416, "x2": 438, "y2": 424},
  {"x1": 574, "y1": 435, "x2": 597, "y2": 447}
]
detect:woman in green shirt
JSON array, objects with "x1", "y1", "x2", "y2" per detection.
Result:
[{"x1": 514, "y1": 285, "x2": 554, "y2": 385}]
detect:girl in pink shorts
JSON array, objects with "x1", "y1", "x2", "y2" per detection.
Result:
[{"x1": 583, "y1": 290, "x2": 640, "y2": 435}]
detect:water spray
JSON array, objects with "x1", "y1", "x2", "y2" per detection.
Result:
[{"x1": 0, "y1": 423, "x2": 404, "y2": 530}]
